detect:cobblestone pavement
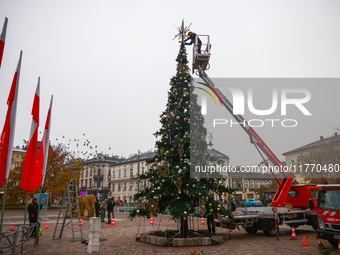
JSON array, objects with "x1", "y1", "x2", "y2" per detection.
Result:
[{"x1": 1, "y1": 211, "x2": 337, "y2": 255}]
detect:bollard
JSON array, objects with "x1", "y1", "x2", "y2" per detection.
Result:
[{"x1": 87, "y1": 217, "x2": 101, "y2": 254}]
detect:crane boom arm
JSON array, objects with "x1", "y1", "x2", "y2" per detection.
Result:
[{"x1": 197, "y1": 68, "x2": 294, "y2": 207}]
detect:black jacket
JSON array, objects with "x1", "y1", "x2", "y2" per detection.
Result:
[
  {"x1": 95, "y1": 201, "x2": 101, "y2": 214},
  {"x1": 107, "y1": 200, "x2": 115, "y2": 211},
  {"x1": 184, "y1": 33, "x2": 202, "y2": 46},
  {"x1": 28, "y1": 202, "x2": 41, "y2": 219}
]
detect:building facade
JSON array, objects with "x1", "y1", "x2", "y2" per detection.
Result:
[
  {"x1": 79, "y1": 154, "x2": 122, "y2": 198},
  {"x1": 282, "y1": 133, "x2": 340, "y2": 168}
]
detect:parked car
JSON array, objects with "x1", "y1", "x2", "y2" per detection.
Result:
[{"x1": 242, "y1": 199, "x2": 263, "y2": 207}]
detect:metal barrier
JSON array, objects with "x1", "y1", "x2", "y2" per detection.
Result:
[{"x1": 0, "y1": 223, "x2": 37, "y2": 254}]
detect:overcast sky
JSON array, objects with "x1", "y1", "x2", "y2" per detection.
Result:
[{"x1": 0, "y1": 0, "x2": 339, "y2": 164}]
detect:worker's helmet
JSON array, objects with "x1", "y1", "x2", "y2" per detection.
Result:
[{"x1": 188, "y1": 31, "x2": 192, "y2": 36}]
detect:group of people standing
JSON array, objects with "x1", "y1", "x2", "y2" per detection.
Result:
[{"x1": 95, "y1": 197, "x2": 115, "y2": 223}]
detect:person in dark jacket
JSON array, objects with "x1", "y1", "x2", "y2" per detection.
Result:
[
  {"x1": 28, "y1": 198, "x2": 42, "y2": 237},
  {"x1": 206, "y1": 211, "x2": 215, "y2": 234},
  {"x1": 28, "y1": 198, "x2": 42, "y2": 224},
  {"x1": 95, "y1": 197, "x2": 101, "y2": 217},
  {"x1": 184, "y1": 31, "x2": 202, "y2": 54},
  {"x1": 106, "y1": 197, "x2": 116, "y2": 224}
]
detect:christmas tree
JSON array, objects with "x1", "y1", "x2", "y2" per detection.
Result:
[{"x1": 130, "y1": 26, "x2": 233, "y2": 238}]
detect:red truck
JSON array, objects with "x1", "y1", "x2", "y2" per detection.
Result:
[{"x1": 310, "y1": 185, "x2": 340, "y2": 247}]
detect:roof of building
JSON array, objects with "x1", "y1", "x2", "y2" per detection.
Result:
[
  {"x1": 83, "y1": 148, "x2": 230, "y2": 166},
  {"x1": 282, "y1": 133, "x2": 340, "y2": 156},
  {"x1": 119, "y1": 151, "x2": 156, "y2": 164},
  {"x1": 208, "y1": 148, "x2": 229, "y2": 160}
]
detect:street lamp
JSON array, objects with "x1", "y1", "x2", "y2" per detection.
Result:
[
  {"x1": 96, "y1": 154, "x2": 101, "y2": 197},
  {"x1": 137, "y1": 150, "x2": 140, "y2": 193}
]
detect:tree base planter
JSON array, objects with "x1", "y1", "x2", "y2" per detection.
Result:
[{"x1": 137, "y1": 230, "x2": 228, "y2": 247}]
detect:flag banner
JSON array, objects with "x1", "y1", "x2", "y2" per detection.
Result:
[
  {"x1": 37, "y1": 95, "x2": 53, "y2": 188},
  {"x1": 21, "y1": 79, "x2": 40, "y2": 192},
  {"x1": 0, "y1": 51, "x2": 22, "y2": 187},
  {"x1": 0, "y1": 17, "x2": 8, "y2": 70}
]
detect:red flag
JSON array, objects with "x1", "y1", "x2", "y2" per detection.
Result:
[
  {"x1": 0, "y1": 51, "x2": 22, "y2": 187},
  {"x1": 20, "y1": 79, "x2": 40, "y2": 192},
  {"x1": 36, "y1": 95, "x2": 53, "y2": 188},
  {"x1": 0, "y1": 17, "x2": 8, "y2": 70}
]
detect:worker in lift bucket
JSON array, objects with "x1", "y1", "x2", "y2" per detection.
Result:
[{"x1": 184, "y1": 31, "x2": 202, "y2": 54}]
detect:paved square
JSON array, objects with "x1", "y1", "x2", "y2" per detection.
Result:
[{"x1": 2, "y1": 210, "x2": 336, "y2": 254}]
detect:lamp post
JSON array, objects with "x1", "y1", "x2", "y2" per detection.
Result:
[
  {"x1": 137, "y1": 150, "x2": 140, "y2": 193},
  {"x1": 108, "y1": 168, "x2": 111, "y2": 198},
  {"x1": 96, "y1": 154, "x2": 101, "y2": 197}
]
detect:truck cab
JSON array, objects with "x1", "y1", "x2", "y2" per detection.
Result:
[
  {"x1": 286, "y1": 185, "x2": 320, "y2": 209},
  {"x1": 315, "y1": 185, "x2": 340, "y2": 246}
]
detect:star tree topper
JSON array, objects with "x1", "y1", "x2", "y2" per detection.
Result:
[{"x1": 173, "y1": 19, "x2": 192, "y2": 43}]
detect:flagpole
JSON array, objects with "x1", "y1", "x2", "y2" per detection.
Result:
[
  {"x1": 0, "y1": 51, "x2": 22, "y2": 234},
  {"x1": 23, "y1": 192, "x2": 29, "y2": 227},
  {"x1": 35, "y1": 95, "x2": 52, "y2": 245},
  {"x1": 0, "y1": 178, "x2": 8, "y2": 233},
  {"x1": 21, "y1": 192, "x2": 29, "y2": 253},
  {"x1": 34, "y1": 187, "x2": 43, "y2": 245}
]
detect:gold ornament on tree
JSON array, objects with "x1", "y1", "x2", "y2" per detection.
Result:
[
  {"x1": 174, "y1": 177, "x2": 182, "y2": 192},
  {"x1": 215, "y1": 179, "x2": 220, "y2": 190},
  {"x1": 199, "y1": 197, "x2": 207, "y2": 216},
  {"x1": 148, "y1": 198, "x2": 160, "y2": 216},
  {"x1": 177, "y1": 144, "x2": 184, "y2": 158},
  {"x1": 157, "y1": 161, "x2": 169, "y2": 178},
  {"x1": 167, "y1": 110, "x2": 176, "y2": 122}
]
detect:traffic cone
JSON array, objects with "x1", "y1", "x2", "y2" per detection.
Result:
[
  {"x1": 11, "y1": 221, "x2": 15, "y2": 231},
  {"x1": 78, "y1": 218, "x2": 83, "y2": 227},
  {"x1": 302, "y1": 236, "x2": 309, "y2": 246},
  {"x1": 200, "y1": 217, "x2": 205, "y2": 225},
  {"x1": 110, "y1": 217, "x2": 115, "y2": 226},
  {"x1": 45, "y1": 223, "x2": 49, "y2": 229},
  {"x1": 150, "y1": 216, "x2": 154, "y2": 225},
  {"x1": 290, "y1": 226, "x2": 297, "y2": 240},
  {"x1": 315, "y1": 236, "x2": 326, "y2": 249}
]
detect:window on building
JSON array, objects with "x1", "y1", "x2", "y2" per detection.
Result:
[
  {"x1": 123, "y1": 183, "x2": 127, "y2": 191},
  {"x1": 129, "y1": 182, "x2": 133, "y2": 190},
  {"x1": 118, "y1": 183, "x2": 121, "y2": 191},
  {"x1": 250, "y1": 180, "x2": 254, "y2": 188},
  {"x1": 124, "y1": 170, "x2": 127, "y2": 177},
  {"x1": 112, "y1": 171, "x2": 115, "y2": 179},
  {"x1": 118, "y1": 170, "x2": 121, "y2": 178},
  {"x1": 245, "y1": 180, "x2": 249, "y2": 188},
  {"x1": 232, "y1": 180, "x2": 236, "y2": 188},
  {"x1": 130, "y1": 169, "x2": 133, "y2": 177},
  {"x1": 265, "y1": 181, "x2": 268, "y2": 186},
  {"x1": 136, "y1": 181, "x2": 138, "y2": 188},
  {"x1": 238, "y1": 180, "x2": 242, "y2": 188},
  {"x1": 255, "y1": 180, "x2": 259, "y2": 187},
  {"x1": 112, "y1": 183, "x2": 115, "y2": 191}
]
